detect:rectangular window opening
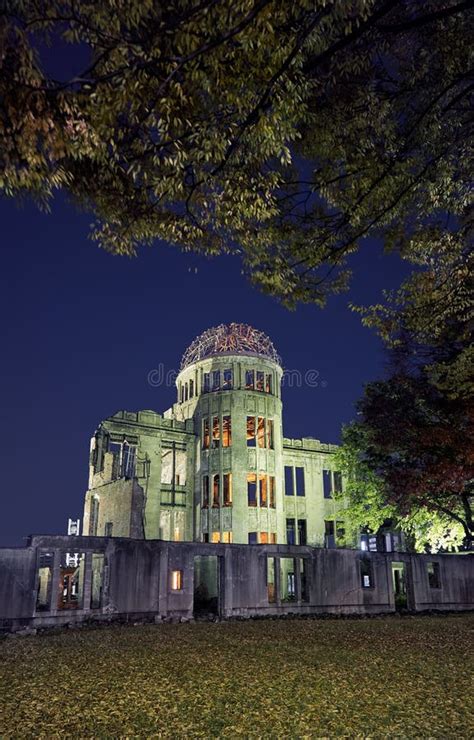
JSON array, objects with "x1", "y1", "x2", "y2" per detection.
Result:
[
  {"x1": 247, "y1": 473, "x2": 257, "y2": 507},
  {"x1": 212, "y1": 416, "x2": 220, "y2": 448},
  {"x1": 259, "y1": 474, "x2": 267, "y2": 507},
  {"x1": 212, "y1": 370, "x2": 220, "y2": 391},
  {"x1": 223, "y1": 473, "x2": 232, "y2": 506},
  {"x1": 256, "y1": 371, "x2": 264, "y2": 392},
  {"x1": 298, "y1": 519, "x2": 307, "y2": 546},
  {"x1": 267, "y1": 557, "x2": 276, "y2": 603},
  {"x1": 280, "y1": 557, "x2": 296, "y2": 602},
  {"x1": 265, "y1": 373, "x2": 272, "y2": 394},
  {"x1": 427, "y1": 561, "x2": 441, "y2": 589},
  {"x1": 269, "y1": 476, "x2": 276, "y2": 508},
  {"x1": 360, "y1": 557, "x2": 373, "y2": 588},
  {"x1": 247, "y1": 416, "x2": 256, "y2": 447},
  {"x1": 245, "y1": 370, "x2": 254, "y2": 390},
  {"x1": 223, "y1": 369, "x2": 233, "y2": 390},
  {"x1": 91, "y1": 553, "x2": 105, "y2": 609},
  {"x1": 296, "y1": 467, "x2": 305, "y2": 497},
  {"x1": 323, "y1": 469, "x2": 333, "y2": 499},
  {"x1": 284, "y1": 465, "x2": 294, "y2": 496},
  {"x1": 222, "y1": 415, "x2": 232, "y2": 447},
  {"x1": 212, "y1": 474, "x2": 220, "y2": 508},
  {"x1": 202, "y1": 418, "x2": 210, "y2": 449},
  {"x1": 286, "y1": 518, "x2": 296, "y2": 545},
  {"x1": 171, "y1": 570, "x2": 183, "y2": 590},
  {"x1": 300, "y1": 558, "x2": 309, "y2": 603}
]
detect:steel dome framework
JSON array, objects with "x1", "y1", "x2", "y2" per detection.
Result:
[{"x1": 180, "y1": 323, "x2": 281, "y2": 371}]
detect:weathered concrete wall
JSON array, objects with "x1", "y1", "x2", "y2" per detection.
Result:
[
  {"x1": 0, "y1": 537, "x2": 472, "y2": 632},
  {"x1": 0, "y1": 547, "x2": 37, "y2": 623},
  {"x1": 84, "y1": 479, "x2": 145, "y2": 538}
]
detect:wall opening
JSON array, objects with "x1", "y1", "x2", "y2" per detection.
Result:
[
  {"x1": 58, "y1": 552, "x2": 86, "y2": 610},
  {"x1": 193, "y1": 555, "x2": 220, "y2": 617},
  {"x1": 36, "y1": 551, "x2": 54, "y2": 612},
  {"x1": 280, "y1": 557, "x2": 296, "y2": 603},
  {"x1": 392, "y1": 561, "x2": 408, "y2": 610}
]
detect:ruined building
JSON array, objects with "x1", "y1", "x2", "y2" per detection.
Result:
[
  {"x1": 1, "y1": 323, "x2": 472, "y2": 631},
  {"x1": 83, "y1": 323, "x2": 348, "y2": 549}
]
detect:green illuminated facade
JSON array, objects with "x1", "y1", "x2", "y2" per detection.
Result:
[{"x1": 83, "y1": 324, "x2": 348, "y2": 548}]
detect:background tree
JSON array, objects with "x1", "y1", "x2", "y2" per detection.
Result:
[
  {"x1": 1, "y1": 1, "x2": 472, "y2": 306},
  {"x1": 335, "y1": 324, "x2": 473, "y2": 550}
]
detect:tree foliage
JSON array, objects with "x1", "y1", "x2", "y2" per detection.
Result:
[
  {"x1": 1, "y1": 1, "x2": 472, "y2": 305},
  {"x1": 336, "y1": 324, "x2": 474, "y2": 550}
]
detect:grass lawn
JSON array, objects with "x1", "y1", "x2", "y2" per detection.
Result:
[{"x1": 1, "y1": 614, "x2": 472, "y2": 738}]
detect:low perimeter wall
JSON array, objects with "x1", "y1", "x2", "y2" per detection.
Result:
[{"x1": 0, "y1": 535, "x2": 472, "y2": 632}]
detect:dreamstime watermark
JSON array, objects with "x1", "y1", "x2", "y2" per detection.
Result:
[{"x1": 147, "y1": 364, "x2": 327, "y2": 389}]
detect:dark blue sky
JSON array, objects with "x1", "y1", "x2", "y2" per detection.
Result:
[{"x1": 0, "y1": 193, "x2": 410, "y2": 546}]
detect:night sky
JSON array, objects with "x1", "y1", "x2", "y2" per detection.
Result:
[{"x1": 0, "y1": 191, "x2": 410, "y2": 546}]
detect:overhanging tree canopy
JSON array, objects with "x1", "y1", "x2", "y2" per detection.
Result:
[{"x1": 1, "y1": 1, "x2": 472, "y2": 304}]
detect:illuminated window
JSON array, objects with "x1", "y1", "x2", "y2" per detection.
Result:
[
  {"x1": 248, "y1": 532, "x2": 258, "y2": 544},
  {"x1": 296, "y1": 467, "x2": 305, "y2": 496},
  {"x1": 222, "y1": 531, "x2": 233, "y2": 543},
  {"x1": 284, "y1": 466, "x2": 293, "y2": 496},
  {"x1": 266, "y1": 419, "x2": 274, "y2": 449},
  {"x1": 256, "y1": 371, "x2": 264, "y2": 391},
  {"x1": 259, "y1": 474, "x2": 267, "y2": 506},
  {"x1": 223, "y1": 369, "x2": 233, "y2": 389},
  {"x1": 257, "y1": 417, "x2": 265, "y2": 448},
  {"x1": 203, "y1": 372, "x2": 210, "y2": 393},
  {"x1": 323, "y1": 469, "x2": 332, "y2": 498},
  {"x1": 269, "y1": 476, "x2": 276, "y2": 508},
  {"x1": 260, "y1": 532, "x2": 268, "y2": 544},
  {"x1": 265, "y1": 373, "x2": 272, "y2": 394},
  {"x1": 211, "y1": 532, "x2": 221, "y2": 543},
  {"x1": 360, "y1": 558, "x2": 373, "y2": 588},
  {"x1": 189, "y1": 379, "x2": 194, "y2": 398},
  {"x1": 171, "y1": 570, "x2": 183, "y2": 590},
  {"x1": 212, "y1": 475, "x2": 220, "y2": 507},
  {"x1": 202, "y1": 418, "x2": 210, "y2": 449},
  {"x1": 222, "y1": 415, "x2": 232, "y2": 447},
  {"x1": 247, "y1": 416, "x2": 256, "y2": 447},
  {"x1": 212, "y1": 416, "x2": 220, "y2": 448},
  {"x1": 427, "y1": 562, "x2": 441, "y2": 589},
  {"x1": 298, "y1": 519, "x2": 307, "y2": 545},
  {"x1": 245, "y1": 370, "x2": 254, "y2": 389},
  {"x1": 286, "y1": 518, "x2": 296, "y2": 545},
  {"x1": 247, "y1": 473, "x2": 257, "y2": 507},
  {"x1": 212, "y1": 370, "x2": 220, "y2": 391},
  {"x1": 270, "y1": 532, "x2": 277, "y2": 544},
  {"x1": 202, "y1": 475, "x2": 209, "y2": 508},
  {"x1": 223, "y1": 473, "x2": 232, "y2": 506},
  {"x1": 173, "y1": 527, "x2": 183, "y2": 542}
]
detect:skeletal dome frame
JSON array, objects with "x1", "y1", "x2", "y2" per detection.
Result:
[{"x1": 180, "y1": 323, "x2": 281, "y2": 371}]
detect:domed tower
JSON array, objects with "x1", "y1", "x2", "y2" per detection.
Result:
[{"x1": 174, "y1": 323, "x2": 284, "y2": 545}]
